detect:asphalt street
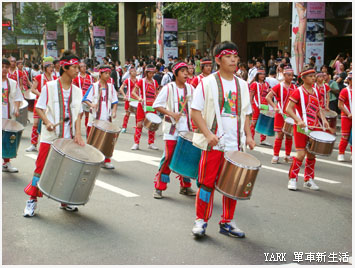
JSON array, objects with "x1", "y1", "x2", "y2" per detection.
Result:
[{"x1": 2, "y1": 102, "x2": 352, "y2": 265}]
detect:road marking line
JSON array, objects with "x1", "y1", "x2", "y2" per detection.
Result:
[
  {"x1": 252, "y1": 147, "x2": 352, "y2": 168},
  {"x1": 261, "y1": 165, "x2": 341, "y2": 184}
]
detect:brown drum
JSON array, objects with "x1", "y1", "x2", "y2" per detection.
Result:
[
  {"x1": 87, "y1": 120, "x2": 120, "y2": 158},
  {"x1": 307, "y1": 131, "x2": 336, "y2": 156},
  {"x1": 282, "y1": 117, "x2": 294, "y2": 136},
  {"x1": 129, "y1": 101, "x2": 139, "y2": 114},
  {"x1": 215, "y1": 151, "x2": 262, "y2": 200},
  {"x1": 143, "y1": 113, "x2": 162, "y2": 132},
  {"x1": 24, "y1": 90, "x2": 36, "y2": 112},
  {"x1": 322, "y1": 109, "x2": 337, "y2": 130}
]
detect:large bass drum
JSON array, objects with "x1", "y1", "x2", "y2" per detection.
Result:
[
  {"x1": 38, "y1": 138, "x2": 105, "y2": 205},
  {"x1": 215, "y1": 151, "x2": 261, "y2": 200},
  {"x1": 2, "y1": 119, "x2": 24, "y2": 159},
  {"x1": 87, "y1": 120, "x2": 120, "y2": 158}
]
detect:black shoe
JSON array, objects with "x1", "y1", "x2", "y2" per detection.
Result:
[{"x1": 60, "y1": 204, "x2": 79, "y2": 212}]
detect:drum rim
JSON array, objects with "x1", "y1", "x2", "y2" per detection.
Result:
[
  {"x1": 224, "y1": 152, "x2": 262, "y2": 170},
  {"x1": 2, "y1": 119, "x2": 25, "y2": 132},
  {"x1": 145, "y1": 113, "x2": 162, "y2": 123},
  {"x1": 215, "y1": 184, "x2": 250, "y2": 200},
  {"x1": 52, "y1": 140, "x2": 105, "y2": 165},
  {"x1": 37, "y1": 184, "x2": 87, "y2": 205},
  {"x1": 92, "y1": 120, "x2": 121, "y2": 133},
  {"x1": 306, "y1": 146, "x2": 333, "y2": 156},
  {"x1": 309, "y1": 131, "x2": 336, "y2": 142}
]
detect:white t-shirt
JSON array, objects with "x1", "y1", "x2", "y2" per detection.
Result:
[
  {"x1": 83, "y1": 84, "x2": 118, "y2": 127},
  {"x1": 153, "y1": 83, "x2": 190, "y2": 140},
  {"x1": 2, "y1": 79, "x2": 24, "y2": 119},
  {"x1": 247, "y1": 67, "x2": 257, "y2": 84},
  {"x1": 36, "y1": 85, "x2": 83, "y2": 143},
  {"x1": 161, "y1": 72, "x2": 173, "y2": 86},
  {"x1": 265, "y1": 76, "x2": 279, "y2": 88},
  {"x1": 191, "y1": 76, "x2": 252, "y2": 152}
]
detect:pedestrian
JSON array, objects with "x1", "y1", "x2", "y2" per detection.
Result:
[
  {"x1": 190, "y1": 41, "x2": 255, "y2": 238},
  {"x1": 152, "y1": 62, "x2": 196, "y2": 199},
  {"x1": 153, "y1": 64, "x2": 164, "y2": 86},
  {"x1": 160, "y1": 64, "x2": 173, "y2": 86},
  {"x1": 247, "y1": 59, "x2": 257, "y2": 84},
  {"x1": 130, "y1": 64, "x2": 159, "y2": 150},
  {"x1": 190, "y1": 57, "x2": 212, "y2": 88},
  {"x1": 82, "y1": 65, "x2": 118, "y2": 169},
  {"x1": 285, "y1": 67, "x2": 329, "y2": 191},
  {"x1": 266, "y1": 67, "x2": 297, "y2": 164},
  {"x1": 2, "y1": 58, "x2": 24, "y2": 173},
  {"x1": 337, "y1": 72, "x2": 352, "y2": 162},
  {"x1": 265, "y1": 68, "x2": 279, "y2": 88},
  {"x1": 236, "y1": 62, "x2": 248, "y2": 81},
  {"x1": 23, "y1": 51, "x2": 85, "y2": 217}
]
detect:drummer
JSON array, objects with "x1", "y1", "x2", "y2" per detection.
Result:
[
  {"x1": 190, "y1": 41, "x2": 255, "y2": 238},
  {"x1": 82, "y1": 65, "x2": 118, "y2": 169},
  {"x1": 119, "y1": 66, "x2": 138, "y2": 133},
  {"x1": 266, "y1": 67, "x2": 297, "y2": 164},
  {"x1": 23, "y1": 51, "x2": 85, "y2": 217},
  {"x1": 249, "y1": 68, "x2": 272, "y2": 146},
  {"x1": 26, "y1": 57, "x2": 57, "y2": 153},
  {"x1": 7, "y1": 56, "x2": 24, "y2": 92},
  {"x1": 2, "y1": 59, "x2": 24, "y2": 173},
  {"x1": 152, "y1": 62, "x2": 196, "y2": 199},
  {"x1": 337, "y1": 72, "x2": 352, "y2": 162},
  {"x1": 189, "y1": 57, "x2": 212, "y2": 89},
  {"x1": 130, "y1": 64, "x2": 159, "y2": 150},
  {"x1": 314, "y1": 72, "x2": 330, "y2": 110},
  {"x1": 72, "y1": 61, "x2": 93, "y2": 128},
  {"x1": 285, "y1": 67, "x2": 329, "y2": 191}
]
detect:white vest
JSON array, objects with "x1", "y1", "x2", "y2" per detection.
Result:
[{"x1": 6, "y1": 78, "x2": 24, "y2": 118}]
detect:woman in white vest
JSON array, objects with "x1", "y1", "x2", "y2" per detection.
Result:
[
  {"x1": 82, "y1": 65, "x2": 118, "y2": 169},
  {"x1": 152, "y1": 62, "x2": 196, "y2": 199},
  {"x1": 2, "y1": 59, "x2": 24, "y2": 173},
  {"x1": 23, "y1": 52, "x2": 85, "y2": 217}
]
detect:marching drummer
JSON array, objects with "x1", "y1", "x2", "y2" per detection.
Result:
[
  {"x1": 82, "y1": 65, "x2": 118, "y2": 169},
  {"x1": 152, "y1": 62, "x2": 196, "y2": 199},
  {"x1": 26, "y1": 57, "x2": 57, "y2": 153},
  {"x1": 337, "y1": 72, "x2": 352, "y2": 162},
  {"x1": 7, "y1": 56, "x2": 24, "y2": 92},
  {"x1": 119, "y1": 66, "x2": 138, "y2": 133},
  {"x1": 130, "y1": 64, "x2": 159, "y2": 150},
  {"x1": 285, "y1": 67, "x2": 329, "y2": 191},
  {"x1": 266, "y1": 67, "x2": 297, "y2": 164},
  {"x1": 249, "y1": 68, "x2": 272, "y2": 146},
  {"x1": 23, "y1": 51, "x2": 85, "y2": 217},
  {"x1": 190, "y1": 41, "x2": 255, "y2": 238},
  {"x1": 2, "y1": 58, "x2": 24, "y2": 173},
  {"x1": 189, "y1": 57, "x2": 212, "y2": 89},
  {"x1": 314, "y1": 72, "x2": 330, "y2": 110}
]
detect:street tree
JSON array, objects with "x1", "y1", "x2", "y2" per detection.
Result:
[
  {"x1": 163, "y1": 2, "x2": 267, "y2": 56},
  {"x1": 15, "y1": 2, "x2": 58, "y2": 58},
  {"x1": 57, "y1": 3, "x2": 117, "y2": 58}
]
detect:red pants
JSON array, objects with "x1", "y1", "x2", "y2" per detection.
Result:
[
  {"x1": 154, "y1": 140, "x2": 192, "y2": 191},
  {"x1": 339, "y1": 116, "x2": 352, "y2": 154},
  {"x1": 122, "y1": 100, "x2": 131, "y2": 129},
  {"x1": 274, "y1": 113, "x2": 284, "y2": 132},
  {"x1": 134, "y1": 103, "x2": 155, "y2": 145},
  {"x1": 86, "y1": 126, "x2": 111, "y2": 163},
  {"x1": 3, "y1": 158, "x2": 10, "y2": 163},
  {"x1": 273, "y1": 135, "x2": 293, "y2": 156},
  {"x1": 24, "y1": 142, "x2": 51, "y2": 197},
  {"x1": 196, "y1": 149, "x2": 237, "y2": 223},
  {"x1": 293, "y1": 125, "x2": 310, "y2": 151},
  {"x1": 251, "y1": 104, "x2": 266, "y2": 142}
]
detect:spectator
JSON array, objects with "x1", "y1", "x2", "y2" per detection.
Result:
[
  {"x1": 326, "y1": 71, "x2": 340, "y2": 114},
  {"x1": 110, "y1": 62, "x2": 119, "y2": 91},
  {"x1": 331, "y1": 53, "x2": 345, "y2": 74},
  {"x1": 31, "y1": 64, "x2": 41, "y2": 80},
  {"x1": 136, "y1": 61, "x2": 144, "y2": 79},
  {"x1": 160, "y1": 64, "x2": 173, "y2": 86},
  {"x1": 153, "y1": 65, "x2": 164, "y2": 86},
  {"x1": 247, "y1": 59, "x2": 257, "y2": 84},
  {"x1": 336, "y1": 63, "x2": 348, "y2": 90},
  {"x1": 266, "y1": 68, "x2": 279, "y2": 88},
  {"x1": 276, "y1": 63, "x2": 285, "y2": 82},
  {"x1": 236, "y1": 62, "x2": 248, "y2": 81},
  {"x1": 268, "y1": 54, "x2": 276, "y2": 72},
  {"x1": 277, "y1": 49, "x2": 283, "y2": 59}
]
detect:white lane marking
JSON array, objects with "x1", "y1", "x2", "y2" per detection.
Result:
[
  {"x1": 111, "y1": 150, "x2": 160, "y2": 167},
  {"x1": 252, "y1": 146, "x2": 352, "y2": 168},
  {"x1": 95, "y1": 180, "x2": 139, "y2": 197},
  {"x1": 25, "y1": 153, "x2": 139, "y2": 198},
  {"x1": 333, "y1": 148, "x2": 351, "y2": 154},
  {"x1": 261, "y1": 165, "x2": 341, "y2": 184},
  {"x1": 349, "y1": 256, "x2": 352, "y2": 264}
]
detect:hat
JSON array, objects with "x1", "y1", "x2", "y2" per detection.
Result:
[{"x1": 309, "y1": 56, "x2": 316, "y2": 61}]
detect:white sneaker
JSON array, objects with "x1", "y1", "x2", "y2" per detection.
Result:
[
  {"x1": 192, "y1": 219, "x2": 208, "y2": 237},
  {"x1": 2, "y1": 162, "x2": 18, "y2": 173},
  {"x1": 131, "y1": 143, "x2": 139, "y2": 150},
  {"x1": 25, "y1": 144, "x2": 38, "y2": 152},
  {"x1": 284, "y1": 155, "x2": 294, "y2": 163},
  {"x1": 288, "y1": 179, "x2": 297, "y2": 191},
  {"x1": 102, "y1": 162, "x2": 114, "y2": 169},
  {"x1": 303, "y1": 179, "x2": 320, "y2": 191},
  {"x1": 260, "y1": 141, "x2": 272, "y2": 147},
  {"x1": 23, "y1": 200, "x2": 37, "y2": 217},
  {"x1": 148, "y1": 144, "x2": 159, "y2": 150},
  {"x1": 271, "y1": 156, "x2": 279, "y2": 164},
  {"x1": 337, "y1": 154, "x2": 345, "y2": 162}
]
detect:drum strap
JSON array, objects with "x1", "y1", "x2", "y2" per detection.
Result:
[
  {"x1": 5, "y1": 78, "x2": 11, "y2": 119},
  {"x1": 57, "y1": 80, "x2": 73, "y2": 138}
]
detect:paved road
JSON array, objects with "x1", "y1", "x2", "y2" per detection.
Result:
[{"x1": 2, "y1": 102, "x2": 352, "y2": 265}]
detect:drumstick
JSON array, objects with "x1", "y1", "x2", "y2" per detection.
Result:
[{"x1": 52, "y1": 118, "x2": 70, "y2": 128}]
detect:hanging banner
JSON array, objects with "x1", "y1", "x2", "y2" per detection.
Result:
[
  {"x1": 163, "y1": 18, "x2": 178, "y2": 64},
  {"x1": 156, "y1": 2, "x2": 164, "y2": 59},
  {"x1": 93, "y1": 26, "x2": 106, "y2": 64}
]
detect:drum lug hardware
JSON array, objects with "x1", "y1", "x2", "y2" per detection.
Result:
[
  {"x1": 10, "y1": 135, "x2": 16, "y2": 143},
  {"x1": 83, "y1": 170, "x2": 91, "y2": 175},
  {"x1": 81, "y1": 177, "x2": 88, "y2": 183}
]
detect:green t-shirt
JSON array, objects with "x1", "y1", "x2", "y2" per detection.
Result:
[
  {"x1": 328, "y1": 80, "x2": 339, "y2": 101},
  {"x1": 195, "y1": 60, "x2": 201, "y2": 75}
]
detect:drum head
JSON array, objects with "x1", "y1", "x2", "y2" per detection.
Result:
[
  {"x1": 285, "y1": 117, "x2": 294, "y2": 124},
  {"x1": 260, "y1": 110, "x2": 275, "y2": 118},
  {"x1": 24, "y1": 90, "x2": 36, "y2": 100},
  {"x1": 130, "y1": 101, "x2": 139, "y2": 108},
  {"x1": 20, "y1": 100, "x2": 28, "y2": 109},
  {"x1": 2, "y1": 119, "x2": 24, "y2": 132},
  {"x1": 52, "y1": 138, "x2": 105, "y2": 164},
  {"x1": 225, "y1": 151, "x2": 261, "y2": 170},
  {"x1": 146, "y1": 113, "x2": 162, "y2": 123},
  {"x1": 93, "y1": 120, "x2": 120, "y2": 133},
  {"x1": 323, "y1": 110, "x2": 337, "y2": 118},
  {"x1": 179, "y1": 131, "x2": 194, "y2": 141},
  {"x1": 309, "y1": 131, "x2": 336, "y2": 142}
]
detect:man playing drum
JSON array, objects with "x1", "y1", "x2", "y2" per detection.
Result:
[
  {"x1": 189, "y1": 57, "x2": 212, "y2": 89},
  {"x1": 119, "y1": 66, "x2": 138, "y2": 133},
  {"x1": 190, "y1": 41, "x2": 255, "y2": 238},
  {"x1": 82, "y1": 65, "x2": 118, "y2": 169},
  {"x1": 285, "y1": 68, "x2": 329, "y2": 191},
  {"x1": 26, "y1": 57, "x2": 57, "y2": 153},
  {"x1": 130, "y1": 64, "x2": 159, "y2": 150},
  {"x1": 266, "y1": 67, "x2": 297, "y2": 164},
  {"x1": 152, "y1": 62, "x2": 196, "y2": 199},
  {"x1": 23, "y1": 51, "x2": 85, "y2": 217},
  {"x1": 337, "y1": 72, "x2": 352, "y2": 162},
  {"x1": 2, "y1": 59, "x2": 24, "y2": 173},
  {"x1": 249, "y1": 68, "x2": 272, "y2": 146}
]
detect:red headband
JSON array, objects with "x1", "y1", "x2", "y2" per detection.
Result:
[
  {"x1": 172, "y1": 62, "x2": 188, "y2": 73},
  {"x1": 299, "y1": 69, "x2": 316, "y2": 78},
  {"x1": 60, "y1": 59, "x2": 79, "y2": 67},
  {"x1": 283, "y1": 68, "x2": 294, "y2": 74},
  {"x1": 99, "y1": 68, "x2": 111, "y2": 73},
  {"x1": 146, "y1": 68, "x2": 155, "y2": 72},
  {"x1": 200, "y1": 60, "x2": 212, "y2": 65},
  {"x1": 316, "y1": 72, "x2": 325, "y2": 77},
  {"x1": 256, "y1": 69, "x2": 265, "y2": 74},
  {"x1": 215, "y1": 49, "x2": 238, "y2": 58}
]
